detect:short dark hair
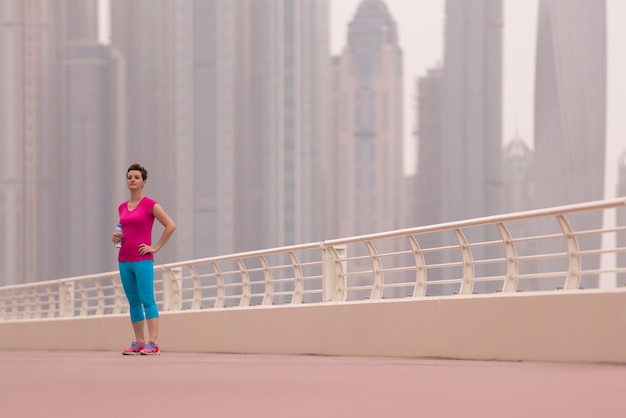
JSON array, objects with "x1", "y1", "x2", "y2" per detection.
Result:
[{"x1": 127, "y1": 163, "x2": 148, "y2": 180}]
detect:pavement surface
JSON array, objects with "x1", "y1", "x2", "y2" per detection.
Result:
[{"x1": 0, "y1": 350, "x2": 625, "y2": 418}]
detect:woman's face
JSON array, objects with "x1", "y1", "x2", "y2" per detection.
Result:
[{"x1": 126, "y1": 170, "x2": 146, "y2": 191}]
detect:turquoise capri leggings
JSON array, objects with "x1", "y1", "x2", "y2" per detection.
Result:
[{"x1": 119, "y1": 260, "x2": 159, "y2": 323}]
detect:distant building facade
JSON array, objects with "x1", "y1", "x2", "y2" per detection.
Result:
[
  {"x1": 110, "y1": 0, "x2": 332, "y2": 262},
  {"x1": 502, "y1": 136, "x2": 534, "y2": 214},
  {"x1": 64, "y1": 42, "x2": 125, "y2": 276},
  {"x1": 534, "y1": 0, "x2": 606, "y2": 210},
  {"x1": 109, "y1": 0, "x2": 194, "y2": 263},
  {"x1": 533, "y1": 0, "x2": 607, "y2": 288},
  {"x1": 334, "y1": 0, "x2": 404, "y2": 238},
  {"x1": 237, "y1": 0, "x2": 333, "y2": 251},
  {"x1": 436, "y1": 0, "x2": 503, "y2": 293},
  {"x1": 0, "y1": 0, "x2": 100, "y2": 284},
  {"x1": 440, "y1": 0, "x2": 503, "y2": 223},
  {"x1": 413, "y1": 66, "x2": 443, "y2": 230}
]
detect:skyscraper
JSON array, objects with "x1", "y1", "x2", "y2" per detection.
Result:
[
  {"x1": 0, "y1": 1, "x2": 99, "y2": 284},
  {"x1": 414, "y1": 66, "x2": 443, "y2": 230},
  {"x1": 436, "y1": 0, "x2": 503, "y2": 293},
  {"x1": 334, "y1": 0, "x2": 404, "y2": 238},
  {"x1": 502, "y1": 135, "x2": 534, "y2": 214},
  {"x1": 533, "y1": 0, "x2": 606, "y2": 288},
  {"x1": 64, "y1": 42, "x2": 125, "y2": 276},
  {"x1": 109, "y1": 0, "x2": 194, "y2": 263},
  {"x1": 440, "y1": 0, "x2": 503, "y2": 223},
  {"x1": 534, "y1": 0, "x2": 606, "y2": 210},
  {"x1": 110, "y1": 0, "x2": 332, "y2": 261},
  {"x1": 236, "y1": 0, "x2": 332, "y2": 251}
]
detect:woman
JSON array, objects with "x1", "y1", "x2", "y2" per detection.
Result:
[{"x1": 112, "y1": 163, "x2": 176, "y2": 355}]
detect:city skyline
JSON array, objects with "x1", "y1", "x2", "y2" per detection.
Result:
[
  {"x1": 2, "y1": 0, "x2": 621, "y2": 285},
  {"x1": 98, "y1": 0, "x2": 626, "y2": 194},
  {"x1": 331, "y1": 0, "x2": 626, "y2": 201}
]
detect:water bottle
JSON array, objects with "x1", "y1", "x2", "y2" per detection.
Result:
[{"x1": 113, "y1": 223, "x2": 123, "y2": 248}]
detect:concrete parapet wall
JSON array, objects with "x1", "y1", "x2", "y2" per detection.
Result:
[{"x1": 1, "y1": 289, "x2": 625, "y2": 363}]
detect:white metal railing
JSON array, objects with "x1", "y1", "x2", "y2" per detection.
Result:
[{"x1": 1, "y1": 198, "x2": 626, "y2": 321}]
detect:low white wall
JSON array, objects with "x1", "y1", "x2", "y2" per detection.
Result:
[{"x1": 2, "y1": 289, "x2": 625, "y2": 363}]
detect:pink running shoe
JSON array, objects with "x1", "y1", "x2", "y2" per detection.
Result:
[
  {"x1": 140, "y1": 340, "x2": 160, "y2": 356},
  {"x1": 122, "y1": 341, "x2": 145, "y2": 355}
]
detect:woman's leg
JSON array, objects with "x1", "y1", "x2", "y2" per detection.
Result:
[
  {"x1": 135, "y1": 260, "x2": 159, "y2": 342},
  {"x1": 119, "y1": 261, "x2": 146, "y2": 342}
]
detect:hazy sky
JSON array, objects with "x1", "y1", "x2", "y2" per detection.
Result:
[{"x1": 330, "y1": 0, "x2": 625, "y2": 199}]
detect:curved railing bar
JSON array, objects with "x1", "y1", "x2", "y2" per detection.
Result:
[
  {"x1": 260, "y1": 256, "x2": 274, "y2": 305},
  {"x1": 288, "y1": 252, "x2": 304, "y2": 304},
  {"x1": 43, "y1": 286, "x2": 52, "y2": 317},
  {"x1": 236, "y1": 259, "x2": 251, "y2": 307},
  {"x1": 77, "y1": 280, "x2": 88, "y2": 316},
  {"x1": 30, "y1": 288, "x2": 40, "y2": 319},
  {"x1": 497, "y1": 222, "x2": 519, "y2": 292},
  {"x1": 323, "y1": 197, "x2": 626, "y2": 246},
  {"x1": 407, "y1": 235, "x2": 427, "y2": 297},
  {"x1": 95, "y1": 279, "x2": 105, "y2": 316},
  {"x1": 211, "y1": 262, "x2": 225, "y2": 308},
  {"x1": 455, "y1": 229, "x2": 474, "y2": 295},
  {"x1": 0, "y1": 292, "x2": 5, "y2": 319},
  {"x1": 557, "y1": 215, "x2": 582, "y2": 290},
  {"x1": 189, "y1": 265, "x2": 202, "y2": 310},
  {"x1": 161, "y1": 267, "x2": 182, "y2": 311},
  {"x1": 365, "y1": 241, "x2": 384, "y2": 300}
]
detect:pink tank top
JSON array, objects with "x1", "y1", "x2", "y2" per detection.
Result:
[{"x1": 118, "y1": 197, "x2": 157, "y2": 262}]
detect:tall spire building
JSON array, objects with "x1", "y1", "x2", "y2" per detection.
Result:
[{"x1": 334, "y1": 0, "x2": 404, "y2": 238}]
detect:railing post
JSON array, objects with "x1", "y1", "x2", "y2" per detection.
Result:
[
  {"x1": 557, "y1": 215, "x2": 582, "y2": 290},
  {"x1": 163, "y1": 267, "x2": 182, "y2": 311},
  {"x1": 322, "y1": 245, "x2": 347, "y2": 301},
  {"x1": 58, "y1": 281, "x2": 75, "y2": 317}
]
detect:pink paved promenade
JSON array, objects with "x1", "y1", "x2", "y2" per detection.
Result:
[{"x1": 1, "y1": 350, "x2": 625, "y2": 418}]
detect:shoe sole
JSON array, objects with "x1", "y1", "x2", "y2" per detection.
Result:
[
  {"x1": 121, "y1": 352, "x2": 142, "y2": 355},
  {"x1": 140, "y1": 352, "x2": 160, "y2": 356}
]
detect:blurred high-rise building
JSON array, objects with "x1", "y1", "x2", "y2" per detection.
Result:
[
  {"x1": 236, "y1": 0, "x2": 333, "y2": 251},
  {"x1": 440, "y1": 0, "x2": 503, "y2": 223},
  {"x1": 438, "y1": 0, "x2": 503, "y2": 293},
  {"x1": 534, "y1": 0, "x2": 606, "y2": 209},
  {"x1": 533, "y1": 0, "x2": 606, "y2": 288},
  {"x1": 64, "y1": 42, "x2": 126, "y2": 276},
  {"x1": 110, "y1": 0, "x2": 332, "y2": 260},
  {"x1": 410, "y1": 65, "x2": 445, "y2": 281},
  {"x1": 502, "y1": 135, "x2": 534, "y2": 214},
  {"x1": 502, "y1": 136, "x2": 539, "y2": 290},
  {"x1": 0, "y1": 0, "x2": 100, "y2": 284},
  {"x1": 334, "y1": 0, "x2": 404, "y2": 238},
  {"x1": 413, "y1": 66, "x2": 443, "y2": 230},
  {"x1": 109, "y1": 0, "x2": 193, "y2": 263}
]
